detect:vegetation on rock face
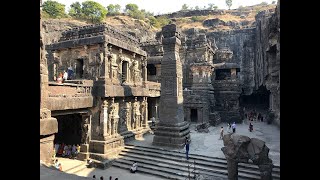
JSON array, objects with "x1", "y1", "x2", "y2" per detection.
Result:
[
  {"x1": 43, "y1": 0, "x2": 276, "y2": 32},
  {"x1": 226, "y1": 0, "x2": 233, "y2": 10},
  {"x1": 43, "y1": 0, "x2": 67, "y2": 18}
]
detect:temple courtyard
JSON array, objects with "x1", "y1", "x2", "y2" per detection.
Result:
[{"x1": 49, "y1": 119, "x2": 279, "y2": 180}]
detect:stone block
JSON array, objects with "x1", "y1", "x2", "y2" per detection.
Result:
[{"x1": 40, "y1": 117, "x2": 58, "y2": 136}]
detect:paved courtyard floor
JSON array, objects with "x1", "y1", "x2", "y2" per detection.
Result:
[
  {"x1": 46, "y1": 119, "x2": 279, "y2": 180},
  {"x1": 128, "y1": 120, "x2": 280, "y2": 166}
]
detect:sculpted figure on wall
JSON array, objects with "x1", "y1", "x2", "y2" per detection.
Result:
[
  {"x1": 109, "y1": 98, "x2": 119, "y2": 135},
  {"x1": 126, "y1": 101, "x2": 132, "y2": 130},
  {"x1": 140, "y1": 97, "x2": 147, "y2": 127},
  {"x1": 132, "y1": 97, "x2": 141, "y2": 129},
  {"x1": 132, "y1": 60, "x2": 140, "y2": 84},
  {"x1": 81, "y1": 116, "x2": 90, "y2": 144}
]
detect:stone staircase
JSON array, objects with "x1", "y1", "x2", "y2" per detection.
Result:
[
  {"x1": 112, "y1": 144, "x2": 280, "y2": 180},
  {"x1": 63, "y1": 161, "x2": 87, "y2": 174}
]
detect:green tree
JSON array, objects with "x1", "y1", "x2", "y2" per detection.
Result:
[
  {"x1": 42, "y1": 0, "x2": 67, "y2": 18},
  {"x1": 107, "y1": 4, "x2": 121, "y2": 15},
  {"x1": 195, "y1": 6, "x2": 200, "y2": 10},
  {"x1": 181, "y1": 4, "x2": 188, "y2": 10},
  {"x1": 225, "y1": 0, "x2": 232, "y2": 10},
  {"x1": 207, "y1": 3, "x2": 218, "y2": 10},
  {"x1": 69, "y1": 2, "x2": 82, "y2": 18},
  {"x1": 82, "y1": 1, "x2": 107, "y2": 23},
  {"x1": 125, "y1": 3, "x2": 139, "y2": 12},
  {"x1": 158, "y1": 16, "x2": 171, "y2": 26}
]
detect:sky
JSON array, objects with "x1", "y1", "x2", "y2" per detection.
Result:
[{"x1": 43, "y1": 0, "x2": 277, "y2": 15}]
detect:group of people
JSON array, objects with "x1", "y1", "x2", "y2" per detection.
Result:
[
  {"x1": 245, "y1": 110, "x2": 264, "y2": 122},
  {"x1": 56, "y1": 67, "x2": 74, "y2": 84},
  {"x1": 54, "y1": 143, "x2": 81, "y2": 159},
  {"x1": 219, "y1": 122, "x2": 237, "y2": 139},
  {"x1": 92, "y1": 175, "x2": 118, "y2": 180}
]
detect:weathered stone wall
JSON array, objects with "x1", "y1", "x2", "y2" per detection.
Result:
[
  {"x1": 207, "y1": 29, "x2": 255, "y2": 95},
  {"x1": 254, "y1": 1, "x2": 280, "y2": 126}
]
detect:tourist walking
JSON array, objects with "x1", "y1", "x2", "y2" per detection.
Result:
[
  {"x1": 219, "y1": 127, "x2": 224, "y2": 139},
  {"x1": 249, "y1": 122, "x2": 253, "y2": 132},
  {"x1": 232, "y1": 122, "x2": 236, "y2": 133},
  {"x1": 227, "y1": 123, "x2": 231, "y2": 133},
  {"x1": 185, "y1": 137, "x2": 190, "y2": 160}
]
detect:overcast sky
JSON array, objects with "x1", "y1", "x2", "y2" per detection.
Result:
[{"x1": 43, "y1": 0, "x2": 277, "y2": 15}]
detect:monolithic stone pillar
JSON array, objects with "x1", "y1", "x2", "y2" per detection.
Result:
[
  {"x1": 227, "y1": 158, "x2": 239, "y2": 180},
  {"x1": 153, "y1": 24, "x2": 190, "y2": 148},
  {"x1": 100, "y1": 100, "x2": 109, "y2": 139},
  {"x1": 258, "y1": 163, "x2": 273, "y2": 180}
]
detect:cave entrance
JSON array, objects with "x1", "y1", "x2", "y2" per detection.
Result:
[{"x1": 239, "y1": 85, "x2": 270, "y2": 111}]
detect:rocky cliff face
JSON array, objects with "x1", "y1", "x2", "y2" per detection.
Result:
[
  {"x1": 206, "y1": 29, "x2": 256, "y2": 95},
  {"x1": 254, "y1": 1, "x2": 280, "y2": 126}
]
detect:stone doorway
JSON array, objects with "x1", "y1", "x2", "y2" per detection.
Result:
[
  {"x1": 122, "y1": 61, "x2": 128, "y2": 83},
  {"x1": 190, "y1": 109, "x2": 198, "y2": 122},
  {"x1": 75, "y1": 59, "x2": 84, "y2": 79},
  {"x1": 54, "y1": 114, "x2": 82, "y2": 145}
]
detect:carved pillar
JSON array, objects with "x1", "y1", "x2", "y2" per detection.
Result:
[
  {"x1": 258, "y1": 163, "x2": 273, "y2": 180},
  {"x1": 141, "y1": 56, "x2": 147, "y2": 87},
  {"x1": 100, "y1": 100, "x2": 109, "y2": 139},
  {"x1": 155, "y1": 64, "x2": 161, "y2": 82},
  {"x1": 226, "y1": 158, "x2": 239, "y2": 180},
  {"x1": 127, "y1": 102, "x2": 132, "y2": 130}
]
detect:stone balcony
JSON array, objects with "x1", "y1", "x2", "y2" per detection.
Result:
[
  {"x1": 46, "y1": 80, "x2": 94, "y2": 111},
  {"x1": 146, "y1": 81, "x2": 161, "y2": 97},
  {"x1": 213, "y1": 79, "x2": 241, "y2": 92}
]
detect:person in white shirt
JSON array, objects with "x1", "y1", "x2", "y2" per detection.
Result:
[
  {"x1": 130, "y1": 161, "x2": 138, "y2": 173},
  {"x1": 63, "y1": 70, "x2": 68, "y2": 82}
]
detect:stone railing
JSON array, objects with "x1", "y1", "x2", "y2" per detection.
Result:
[
  {"x1": 47, "y1": 80, "x2": 94, "y2": 111},
  {"x1": 48, "y1": 80, "x2": 93, "y2": 98},
  {"x1": 213, "y1": 79, "x2": 241, "y2": 91},
  {"x1": 146, "y1": 81, "x2": 161, "y2": 97}
]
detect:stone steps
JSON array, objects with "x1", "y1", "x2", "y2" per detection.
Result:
[
  {"x1": 124, "y1": 144, "x2": 280, "y2": 176},
  {"x1": 64, "y1": 162, "x2": 87, "y2": 174},
  {"x1": 112, "y1": 144, "x2": 280, "y2": 180}
]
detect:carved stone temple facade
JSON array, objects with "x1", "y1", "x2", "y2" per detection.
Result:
[
  {"x1": 141, "y1": 28, "x2": 221, "y2": 125},
  {"x1": 42, "y1": 23, "x2": 153, "y2": 163}
]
